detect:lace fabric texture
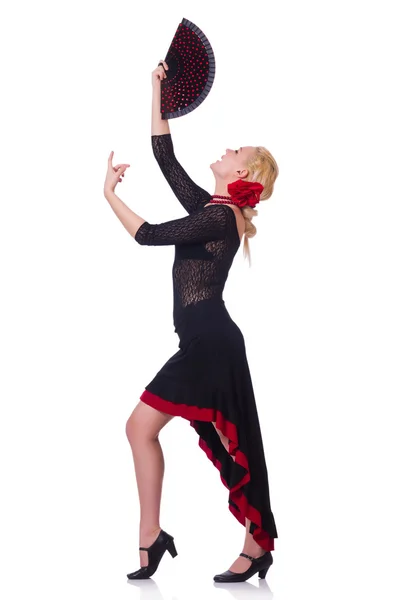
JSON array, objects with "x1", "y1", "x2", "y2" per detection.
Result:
[{"x1": 135, "y1": 134, "x2": 240, "y2": 322}]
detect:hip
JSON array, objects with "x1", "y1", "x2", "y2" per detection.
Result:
[{"x1": 174, "y1": 298, "x2": 245, "y2": 349}]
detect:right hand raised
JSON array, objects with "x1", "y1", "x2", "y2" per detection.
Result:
[{"x1": 152, "y1": 60, "x2": 169, "y2": 87}]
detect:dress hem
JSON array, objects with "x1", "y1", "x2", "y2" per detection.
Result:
[{"x1": 139, "y1": 388, "x2": 276, "y2": 552}]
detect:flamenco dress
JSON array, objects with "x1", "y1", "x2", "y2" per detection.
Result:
[{"x1": 134, "y1": 133, "x2": 278, "y2": 551}]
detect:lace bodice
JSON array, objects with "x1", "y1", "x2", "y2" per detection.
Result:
[{"x1": 135, "y1": 133, "x2": 240, "y2": 327}]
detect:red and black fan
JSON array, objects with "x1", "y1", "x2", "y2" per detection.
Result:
[{"x1": 159, "y1": 17, "x2": 216, "y2": 119}]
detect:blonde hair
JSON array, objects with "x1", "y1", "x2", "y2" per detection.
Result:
[{"x1": 241, "y1": 146, "x2": 279, "y2": 266}]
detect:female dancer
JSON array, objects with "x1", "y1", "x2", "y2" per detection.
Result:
[{"x1": 103, "y1": 60, "x2": 279, "y2": 583}]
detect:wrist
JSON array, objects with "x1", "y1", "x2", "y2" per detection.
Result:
[{"x1": 104, "y1": 187, "x2": 115, "y2": 200}]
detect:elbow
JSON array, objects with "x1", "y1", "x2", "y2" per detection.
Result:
[
  {"x1": 134, "y1": 221, "x2": 150, "y2": 245},
  {"x1": 151, "y1": 137, "x2": 175, "y2": 165},
  {"x1": 135, "y1": 234, "x2": 148, "y2": 246}
]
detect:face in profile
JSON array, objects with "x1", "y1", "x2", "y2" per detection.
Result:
[{"x1": 210, "y1": 146, "x2": 256, "y2": 181}]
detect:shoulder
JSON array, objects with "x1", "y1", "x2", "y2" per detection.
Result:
[
  {"x1": 200, "y1": 203, "x2": 232, "y2": 218},
  {"x1": 202, "y1": 202, "x2": 238, "y2": 220},
  {"x1": 199, "y1": 203, "x2": 239, "y2": 233}
]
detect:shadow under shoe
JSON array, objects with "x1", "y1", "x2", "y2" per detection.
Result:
[
  {"x1": 127, "y1": 529, "x2": 178, "y2": 580},
  {"x1": 213, "y1": 551, "x2": 273, "y2": 583}
]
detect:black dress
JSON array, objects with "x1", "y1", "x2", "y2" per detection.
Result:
[{"x1": 134, "y1": 133, "x2": 278, "y2": 551}]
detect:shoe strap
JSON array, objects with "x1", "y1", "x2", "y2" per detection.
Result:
[
  {"x1": 239, "y1": 552, "x2": 255, "y2": 561},
  {"x1": 139, "y1": 529, "x2": 164, "y2": 551}
]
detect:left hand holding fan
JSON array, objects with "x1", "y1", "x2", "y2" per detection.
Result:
[{"x1": 104, "y1": 151, "x2": 130, "y2": 195}]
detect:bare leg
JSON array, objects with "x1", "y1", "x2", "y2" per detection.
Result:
[
  {"x1": 126, "y1": 401, "x2": 174, "y2": 567},
  {"x1": 212, "y1": 422, "x2": 266, "y2": 574}
]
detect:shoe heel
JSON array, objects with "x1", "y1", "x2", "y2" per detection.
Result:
[
  {"x1": 258, "y1": 565, "x2": 270, "y2": 579},
  {"x1": 167, "y1": 539, "x2": 178, "y2": 558}
]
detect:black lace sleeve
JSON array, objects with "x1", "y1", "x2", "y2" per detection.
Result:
[
  {"x1": 135, "y1": 205, "x2": 229, "y2": 246},
  {"x1": 151, "y1": 133, "x2": 212, "y2": 214}
]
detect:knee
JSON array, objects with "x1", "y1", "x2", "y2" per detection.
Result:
[
  {"x1": 126, "y1": 412, "x2": 147, "y2": 445},
  {"x1": 125, "y1": 411, "x2": 158, "y2": 445},
  {"x1": 125, "y1": 414, "x2": 135, "y2": 444}
]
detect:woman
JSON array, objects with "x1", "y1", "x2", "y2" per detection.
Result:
[{"x1": 103, "y1": 60, "x2": 279, "y2": 583}]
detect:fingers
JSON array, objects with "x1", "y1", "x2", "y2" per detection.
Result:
[
  {"x1": 117, "y1": 164, "x2": 129, "y2": 181},
  {"x1": 108, "y1": 153, "x2": 130, "y2": 170},
  {"x1": 107, "y1": 153, "x2": 130, "y2": 186},
  {"x1": 115, "y1": 164, "x2": 130, "y2": 179},
  {"x1": 152, "y1": 60, "x2": 168, "y2": 86},
  {"x1": 157, "y1": 60, "x2": 169, "y2": 79},
  {"x1": 108, "y1": 155, "x2": 130, "y2": 180}
]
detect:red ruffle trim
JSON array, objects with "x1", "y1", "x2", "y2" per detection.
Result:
[{"x1": 140, "y1": 388, "x2": 275, "y2": 551}]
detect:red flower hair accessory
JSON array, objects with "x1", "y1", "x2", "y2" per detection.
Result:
[{"x1": 227, "y1": 179, "x2": 264, "y2": 208}]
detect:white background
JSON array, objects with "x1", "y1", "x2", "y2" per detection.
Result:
[{"x1": 1, "y1": 1, "x2": 396, "y2": 599}]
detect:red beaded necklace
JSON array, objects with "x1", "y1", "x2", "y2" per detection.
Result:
[{"x1": 209, "y1": 194, "x2": 240, "y2": 207}]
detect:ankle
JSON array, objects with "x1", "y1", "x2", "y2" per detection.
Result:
[
  {"x1": 242, "y1": 543, "x2": 266, "y2": 558},
  {"x1": 139, "y1": 525, "x2": 161, "y2": 537}
]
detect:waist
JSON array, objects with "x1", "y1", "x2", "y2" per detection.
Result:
[{"x1": 174, "y1": 298, "x2": 233, "y2": 341}]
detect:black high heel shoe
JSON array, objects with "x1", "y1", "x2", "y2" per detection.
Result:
[
  {"x1": 213, "y1": 551, "x2": 273, "y2": 583},
  {"x1": 127, "y1": 529, "x2": 178, "y2": 580}
]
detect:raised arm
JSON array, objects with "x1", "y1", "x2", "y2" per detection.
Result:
[
  {"x1": 134, "y1": 204, "x2": 229, "y2": 246},
  {"x1": 151, "y1": 134, "x2": 212, "y2": 214},
  {"x1": 151, "y1": 62, "x2": 211, "y2": 214}
]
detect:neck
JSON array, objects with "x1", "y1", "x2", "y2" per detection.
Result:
[{"x1": 212, "y1": 182, "x2": 232, "y2": 198}]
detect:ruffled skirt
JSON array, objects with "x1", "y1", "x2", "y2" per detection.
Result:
[{"x1": 139, "y1": 298, "x2": 278, "y2": 551}]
